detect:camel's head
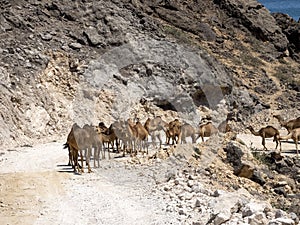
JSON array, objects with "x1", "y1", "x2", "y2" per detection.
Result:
[
  {"x1": 246, "y1": 126, "x2": 253, "y2": 131},
  {"x1": 273, "y1": 115, "x2": 282, "y2": 120}
]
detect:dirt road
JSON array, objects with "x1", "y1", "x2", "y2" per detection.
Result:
[
  {"x1": 0, "y1": 141, "x2": 180, "y2": 225},
  {"x1": 0, "y1": 132, "x2": 298, "y2": 225}
]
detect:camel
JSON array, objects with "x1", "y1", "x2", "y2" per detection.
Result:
[
  {"x1": 197, "y1": 122, "x2": 218, "y2": 142},
  {"x1": 273, "y1": 115, "x2": 300, "y2": 134},
  {"x1": 278, "y1": 128, "x2": 300, "y2": 156},
  {"x1": 180, "y1": 123, "x2": 196, "y2": 144},
  {"x1": 111, "y1": 120, "x2": 135, "y2": 157},
  {"x1": 96, "y1": 122, "x2": 118, "y2": 159},
  {"x1": 218, "y1": 120, "x2": 232, "y2": 133},
  {"x1": 107, "y1": 119, "x2": 137, "y2": 157},
  {"x1": 125, "y1": 118, "x2": 149, "y2": 155},
  {"x1": 126, "y1": 118, "x2": 139, "y2": 156},
  {"x1": 63, "y1": 123, "x2": 81, "y2": 167},
  {"x1": 166, "y1": 119, "x2": 182, "y2": 145},
  {"x1": 64, "y1": 123, "x2": 92, "y2": 173},
  {"x1": 144, "y1": 116, "x2": 168, "y2": 148},
  {"x1": 82, "y1": 124, "x2": 103, "y2": 169},
  {"x1": 134, "y1": 118, "x2": 149, "y2": 154},
  {"x1": 246, "y1": 125, "x2": 281, "y2": 151}
]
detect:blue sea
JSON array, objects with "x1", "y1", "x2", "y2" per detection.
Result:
[{"x1": 258, "y1": 0, "x2": 300, "y2": 21}]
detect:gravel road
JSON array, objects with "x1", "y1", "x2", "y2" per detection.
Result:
[{"x1": 0, "y1": 132, "x2": 298, "y2": 225}]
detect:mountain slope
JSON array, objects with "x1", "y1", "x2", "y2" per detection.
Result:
[{"x1": 0, "y1": 0, "x2": 299, "y2": 147}]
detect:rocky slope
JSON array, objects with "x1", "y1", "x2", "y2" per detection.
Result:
[{"x1": 0, "y1": 0, "x2": 299, "y2": 147}]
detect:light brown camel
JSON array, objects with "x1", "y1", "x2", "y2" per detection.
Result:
[
  {"x1": 273, "y1": 115, "x2": 300, "y2": 134},
  {"x1": 246, "y1": 125, "x2": 281, "y2": 151},
  {"x1": 96, "y1": 122, "x2": 118, "y2": 159},
  {"x1": 144, "y1": 116, "x2": 168, "y2": 148},
  {"x1": 126, "y1": 118, "x2": 138, "y2": 156},
  {"x1": 134, "y1": 118, "x2": 149, "y2": 154},
  {"x1": 278, "y1": 128, "x2": 300, "y2": 156},
  {"x1": 166, "y1": 119, "x2": 182, "y2": 145},
  {"x1": 180, "y1": 123, "x2": 196, "y2": 144},
  {"x1": 64, "y1": 123, "x2": 92, "y2": 173},
  {"x1": 82, "y1": 124, "x2": 103, "y2": 169},
  {"x1": 197, "y1": 122, "x2": 218, "y2": 142}
]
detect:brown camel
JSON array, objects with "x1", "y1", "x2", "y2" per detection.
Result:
[
  {"x1": 126, "y1": 118, "x2": 139, "y2": 156},
  {"x1": 197, "y1": 122, "x2": 218, "y2": 142},
  {"x1": 278, "y1": 128, "x2": 300, "y2": 156},
  {"x1": 125, "y1": 118, "x2": 149, "y2": 155},
  {"x1": 273, "y1": 115, "x2": 300, "y2": 134},
  {"x1": 166, "y1": 119, "x2": 182, "y2": 145},
  {"x1": 246, "y1": 125, "x2": 281, "y2": 151},
  {"x1": 134, "y1": 118, "x2": 149, "y2": 154},
  {"x1": 96, "y1": 122, "x2": 118, "y2": 159},
  {"x1": 144, "y1": 116, "x2": 168, "y2": 148}
]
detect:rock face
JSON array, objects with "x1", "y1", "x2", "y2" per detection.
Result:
[
  {"x1": 214, "y1": 0, "x2": 289, "y2": 51},
  {"x1": 272, "y1": 12, "x2": 300, "y2": 61},
  {"x1": 0, "y1": 1, "x2": 299, "y2": 146}
]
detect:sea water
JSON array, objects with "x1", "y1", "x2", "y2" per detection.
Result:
[{"x1": 258, "y1": 0, "x2": 300, "y2": 21}]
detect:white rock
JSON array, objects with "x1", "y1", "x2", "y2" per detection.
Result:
[
  {"x1": 268, "y1": 218, "x2": 295, "y2": 225},
  {"x1": 247, "y1": 212, "x2": 267, "y2": 225},
  {"x1": 242, "y1": 201, "x2": 272, "y2": 217},
  {"x1": 214, "y1": 212, "x2": 230, "y2": 225}
]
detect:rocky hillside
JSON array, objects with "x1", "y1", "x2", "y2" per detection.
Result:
[{"x1": 0, "y1": 0, "x2": 299, "y2": 145}]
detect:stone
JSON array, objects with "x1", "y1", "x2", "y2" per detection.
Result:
[
  {"x1": 275, "y1": 210, "x2": 286, "y2": 219},
  {"x1": 187, "y1": 180, "x2": 194, "y2": 188},
  {"x1": 247, "y1": 212, "x2": 267, "y2": 225},
  {"x1": 242, "y1": 201, "x2": 271, "y2": 218},
  {"x1": 212, "y1": 190, "x2": 226, "y2": 197},
  {"x1": 178, "y1": 208, "x2": 186, "y2": 215},
  {"x1": 69, "y1": 42, "x2": 82, "y2": 50},
  {"x1": 214, "y1": 212, "x2": 230, "y2": 225},
  {"x1": 195, "y1": 199, "x2": 201, "y2": 208},
  {"x1": 268, "y1": 218, "x2": 296, "y2": 225},
  {"x1": 83, "y1": 26, "x2": 105, "y2": 46},
  {"x1": 40, "y1": 33, "x2": 52, "y2": 41}
]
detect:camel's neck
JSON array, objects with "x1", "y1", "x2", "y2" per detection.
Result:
[
  {"x1": 249, "y1": 128, "x2": 260, "y2": 136},
  {"x1": 275, "y1": 116, "x2": 287, "y2": 126}
]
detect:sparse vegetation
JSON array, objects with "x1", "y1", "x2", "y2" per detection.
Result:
[{"x1": 162, "y1": 25, "x2": 194, "y2": 45}]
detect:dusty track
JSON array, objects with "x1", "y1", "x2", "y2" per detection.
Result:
[
  {"x1": 0, "y1": 141, "x2": 179, "y2": 225},
  {"x1": 0, "y1": 133, "x2": 298, "y2": 225}
]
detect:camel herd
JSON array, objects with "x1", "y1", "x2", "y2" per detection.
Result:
[
  {"x1": 64, "y1": 114, "x2": 300, "y2": 173},
  {"x1": 246, "y1": 115, "x2": 300, "y2": 155}
]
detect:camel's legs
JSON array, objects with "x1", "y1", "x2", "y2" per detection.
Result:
[
  {"x1": 86, "y1": 148, "x2": 92, "y2": 173},
  {"x1": 107, "y1": 142, "x2": 111, "y2": 159},
  {"x1": 68, "y1": 146, "x2": 73, "y2": 167},
  {"x1": 294, "y1": 137, "x2": 299, "y2": 156},
  {"x1": 262, "y1": 137, "x2": 267, "y2": 151},
  {"x1": 79, "y1": 149, "x2": 84, "y2": 173}
]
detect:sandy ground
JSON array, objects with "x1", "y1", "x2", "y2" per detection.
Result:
[
  {"x1": 0, "y1": 132, "x2": 298, "y2": 225},
  {"x1": 0, "y1": 140, "x2": 180, "y2": 225}
]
